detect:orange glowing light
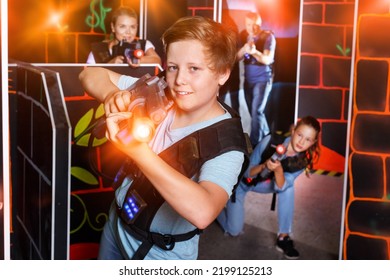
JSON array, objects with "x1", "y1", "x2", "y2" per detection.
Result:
[
  {"x1": 132, "y1": 118, "x2": 155, "y2": 143},
  {"x1": 49, "y1": 12, "x2": 62, "y2": 26},
  {"x1": 48, "y1": 11, "x2": 69, "y2": 32}
]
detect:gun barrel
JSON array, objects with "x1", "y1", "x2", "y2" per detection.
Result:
[
  {"x1": 260, "y1": 144, "x2": 286, "y2": 178},
  {"x1": 269, "y1": 144, "x2": 286, "y2": 162}
]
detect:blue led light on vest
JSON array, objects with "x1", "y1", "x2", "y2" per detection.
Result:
[{"x1": 120, "y1": 189, "x2": 147, "y2": 224}]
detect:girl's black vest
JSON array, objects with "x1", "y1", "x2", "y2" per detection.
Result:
[
  {"x1": 244, "y1": 133, "x2": 308, "y2": 186},
  {"x1": 91, "y1": 39, "x2": 147, "y2": 63}
]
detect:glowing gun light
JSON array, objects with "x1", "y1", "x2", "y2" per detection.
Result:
[{"x1": 116, "y1": 74, "x2": 170, "y2": 144}]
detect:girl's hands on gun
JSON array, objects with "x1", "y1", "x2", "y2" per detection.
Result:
[
  {"x1": 106, "y1": 54, "x2": 140, "y2": 67},
  {"x1": 265, "y1": 158, "x2": 283, "y2": 174},
  {"x1": 126, "y1": 57, "x2": 141, "y2": 68},
  {"x1": 107, "y1": 41, "x2": 128, "y2": 64},
  {"x1": 108, "y1": 55, "x2": 126, "y2": 64}
]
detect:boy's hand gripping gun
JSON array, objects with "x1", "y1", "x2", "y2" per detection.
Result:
[{"x1": 116, "y1": 73, "x2": 172, "y2": 144}]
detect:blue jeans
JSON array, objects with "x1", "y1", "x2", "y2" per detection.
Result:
[
  {"x1": 98, "y1": 203, "x2": 127, "y2": 260},
  {"x1": 244, "y1": 80, "x2": 273, "y2": 146},
  {"x1": 217, "y1": 179, "x2": 295, "y2": 236}
]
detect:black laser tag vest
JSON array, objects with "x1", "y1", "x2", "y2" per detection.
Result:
[
  {"x1": 91, "y1": 39, "x2": 147, "y2": 63},
  {"x1": 115, "y1": 102, "x2": 250, "y2": 259},
  {"x1": 240, "y1": 30, "x2": 274, "y2": 66},
  {"x1": 244, "y1": 132, "x2": 308, "y2": 186}
]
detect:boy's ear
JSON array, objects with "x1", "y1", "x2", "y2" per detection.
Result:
[{"x1": 218, "y1": 70, "x2": 231, "y2": 86}]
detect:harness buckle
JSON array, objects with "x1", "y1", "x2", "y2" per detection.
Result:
[
  {"x1": 162, "y1": 234, "x2": 175, "y2": 250},
  {"x1": 150, "y1": 232, "x2": 175, "y2": 251}
]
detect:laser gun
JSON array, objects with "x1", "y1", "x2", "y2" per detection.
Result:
[
  {"x1": 259, "y1": 144, "x2": 286, "y2": 179},
  {"x1": 112, "y1": 40, "x2": 145, "y2": 64},
  {"x1": 116, "y1": 73, "x2": 171, "y2": 144}
]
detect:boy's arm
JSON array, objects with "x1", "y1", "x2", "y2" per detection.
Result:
[
  {"x1": 249, "y1": 34, "x2": 276, "y2": 66},
  {"x1": 79, "y1": 67, "x2": 122, "y2": 102},
  {"x1": 79, "y1": 67, "x2": 131, "y2": 114}
]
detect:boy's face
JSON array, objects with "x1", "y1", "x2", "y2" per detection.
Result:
[
  {"x1": 111, "y1": 15, "x2": 138, "y2": 43},
  {"x1": 165, "y1": 39, "x2": 229, "y2": 115}
]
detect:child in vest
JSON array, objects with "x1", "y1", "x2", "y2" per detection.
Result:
[
  {"x1": 86, "y1": 6, "x2": 161, "y2": 66},
  {"x1": 217, "y1": 116, "x2": 321, "y2": 259},
  {"x1": 79, "y1": 16, "x2": 247, "y2": 259}
]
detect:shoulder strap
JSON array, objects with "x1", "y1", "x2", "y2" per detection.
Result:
[{"x1": 137, "y1": 39, "x2": 147, "y2": 51}]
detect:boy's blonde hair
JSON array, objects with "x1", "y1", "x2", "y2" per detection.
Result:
[{"x1": 161, "y1": 16, "x2": 237, "y2": 75}]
